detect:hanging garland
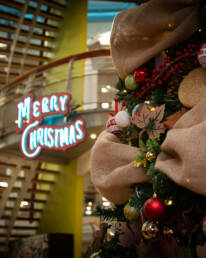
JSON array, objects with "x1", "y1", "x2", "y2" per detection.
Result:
[{"x1": 88, "y1": 29, "x2": 206, "y2": 258}]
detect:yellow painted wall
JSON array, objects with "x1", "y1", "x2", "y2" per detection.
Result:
[
  {"x1": 44, "y1": 0, "x2": 87, "y2": 109},
  {"x1": 39, "y1": 161, "x2": 83, "y2": 258},
  {"x1": 39, "y1": 1, "x2": 87, "y2": 257}
]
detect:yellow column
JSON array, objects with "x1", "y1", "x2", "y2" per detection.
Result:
[
  {"x1": 44, "y1": 0, "x2": 87, "y2": 108},
  {"x1": 39, "y1": 2, "x2": 87, "y2": 256},
  {"x1": 39, "y1": 160, "x2": 83, "y2": 258}
]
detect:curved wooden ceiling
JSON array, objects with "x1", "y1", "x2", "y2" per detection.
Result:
[{"x1": 0, "y1": 0, "x2": 67, "y2": 88}]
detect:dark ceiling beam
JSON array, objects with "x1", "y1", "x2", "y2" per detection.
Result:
[
  {"x1": 0, "y1": 49, "x2": 50, "y2": 62},
  {"x1": 0, "y1": 11, "x2": 59, "y2": 32},
  {"x1": 0, "y1": 60, "x2": 36, "y2": 70},
  {"x1": 0, "y1": 0, "x2": 63, "y2": 21},
  {"x1": 42, "y1": 0, "x2": 66, "y2": 11},
  {"x1": 0, "y1": 37, "x2": 53, "y2": 52},
  {"x1": 0, "y1": 25, "x2": 56, "y2": 42},
  {"x1": 93, "y1": 0, "x2": 138, "y2": 2}
]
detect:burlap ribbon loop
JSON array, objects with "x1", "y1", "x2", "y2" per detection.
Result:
[
  {"x1": 91, "y1": 130, "x2": 148, "y2": 204},
  {"x1": 110, "y1": 0, "x2": 197, "y2": 80},
  {"x1": 155, "y1": 98, "x2": 206, "y2": 196}
]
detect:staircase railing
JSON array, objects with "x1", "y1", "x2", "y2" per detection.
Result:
[{"x1": 0, "y1": 48, "x2": 117, "y2": 111}]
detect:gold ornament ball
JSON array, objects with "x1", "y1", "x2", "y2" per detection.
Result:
[
  {"x1": 164, "y1": 198, "x2": 174, "y2": 206},
  {"x1": 149, "y1": 106, "x2": 156, "y2": 112},
  {"x1": 124, "y1": 202, "x2": 139, "y2": 221},
  {"x1": 145, "y1": 152, "x2": 156, "y2": 162},
  {"x1": 141, "y1": 220, "x2": 159, "y2": 240},
  {"x1": 178, "y1": 67, "x2": 206, "y2": 108}
]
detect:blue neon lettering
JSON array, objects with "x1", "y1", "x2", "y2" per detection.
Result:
[
  {"x1": 47, "y1": 128, "x2": 54, "y2": 148},
  {"x1": 59, "y1": 95, "x2": 68, "y2": 112},
  {"x1": 54, "y1": 129, "x2": 60, "y2": 148},
  {"x1": 33, "y1": 101, "x2": 40, "y2": 118},
  {"x1": 44, "y1": 128, "x2": 48, "y2": 147},
  {"x1": 69, "y1": 125, "x2": 76, "y2": 144},
  {"x1": 17, "y1": 96, "x2": 31, "y2": 129},
  {"x1": 42, "y1": 97, "x2": 50, "y2": 114},
  {"x1": 75, "y1": 120, "x2": 84, "y2": 140},
  {"x1": 21, "y1": 121, "x2": 41, "y2": 158},
  {"x1": 50, "y1": 95, "x2": 59, "y2": 112},
  {"x1": 60, "y1": 127, "x2": 69, "y2": 147},
  {"x1": 30, "y1": 130, "x2": 37, "y2": 150},
  {"x1": 37, "y1": 128, "x2": 44, "y2": 146}
]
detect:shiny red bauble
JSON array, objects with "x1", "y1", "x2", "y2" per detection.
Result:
[
  {"x1": 134, "y1": 69, "x2": 147, "y2": 83},
  {"x1": 198, "y1": 43, "x2": 206, "y2": 68},
  {"x1": 143, "y1": 197, "x2": 166, "y2": 220},
  {"x1": 202, "y1": 215, "x2": 206, "y2": 236}
]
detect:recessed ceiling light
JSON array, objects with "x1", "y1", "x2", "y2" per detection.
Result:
[
  {"x1": 103, "y1": 201, "x2": 110, "y2": 207},
  {"x1": 88, "y1": 201, "x2": 93, "y2": 206},
  {"x1": 85, "y1": 210, "x2": 92, "y2": 215},
  {"x1": 0, "y1": 182, "x2": 8, "y2": 188},
  {"x1": 0, "y1": 43, "x2": 6, "y2": 48},
  {"x1": 20, "y1": 201, "x2": 29, "y2": 208},
  {"x1": 101, "y1": 103, "x2": 109, "y2": 109},
  {"x1": 90, "y1": 133, "x2": 97, "y2": 139},
  {"x1": 101, "y1": 87, "x2": 108, "y2": 93}
]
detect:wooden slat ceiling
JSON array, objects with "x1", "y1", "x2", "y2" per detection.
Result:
[
  {"x1": 100, "y1": 0, "x2": 146, "y2": 2},
  {"x1": 0, "y1": 0, "x2": 67, "y2": 85},
  {"x1": 0, "y1": 155, "x2": 60, "y2": 251},
  {"x1": 0, "y1": 0, "x2": 67, "y2": 251}
]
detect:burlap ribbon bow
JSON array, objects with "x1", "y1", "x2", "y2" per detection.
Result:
[
  {"x1": 110, "y1": 0, "x2": 197, "y2": 80},
  {"x1": 91, "y1": 98, "x2": 206, "y2": 205}
]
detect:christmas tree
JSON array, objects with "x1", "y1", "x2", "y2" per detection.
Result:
[{"x1": 89, "y1": 1, "x2": 206, "y2": 257}]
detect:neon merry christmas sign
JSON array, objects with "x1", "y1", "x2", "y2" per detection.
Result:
[{"x1": 16, "y1": 93, "x2": 86, "y2": 159}]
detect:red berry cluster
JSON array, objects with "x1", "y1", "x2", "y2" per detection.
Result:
[{"x1": 132, "y1": 43, "x2": 199, "y2": 99}]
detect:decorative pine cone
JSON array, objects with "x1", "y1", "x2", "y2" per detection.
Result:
[{"x1": 167, "y1": 81, "x2": 179, "y2": 98}]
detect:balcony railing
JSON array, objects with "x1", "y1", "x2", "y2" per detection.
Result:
[{"x1": 0, "y1": 48, "x2": 118, "y2": 110}]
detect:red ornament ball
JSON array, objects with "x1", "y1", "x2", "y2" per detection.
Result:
[
  {"x1": 198, "y1": 43, "x2": 206, "y2": 67},
  {"x1": 106, "y1": 117, "x2": 123, "y2": 135},
  {"x1": 134, "y1": 69, "x2": 147, "y2": 83},
  {"x1": 202, "y1": 216, "x2": 206, "y2": 236},
  {"x1": 143, "y1": 197, "x2": 165, "y2": 220}
]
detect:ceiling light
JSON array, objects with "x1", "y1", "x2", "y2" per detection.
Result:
[
  {"x1": 0, "y1": 182, "x2": 8, "y2": 188},
  {"x1": 0, "y1": 43, "x2": 6, "y2": 48},
  {"x1": 86, "y1": 206, "x2": 92, "y2": 211},
  {"x1": 85, "y1": 210, "x2": 92, "y2": 215},
  {"x1": 0, "y1": 54, "x2": 6, "y2": 59},
  {"x1": 90, "y1": 133, "x2": 97, "y2": 140},
  {"x1": 103, "y1": 201, "x2": 110, "y2": 207},
  {"x1": 106, "y1": 85, "x2": 111, "y2": 89},
  {"x1": 101, "y1": 87, "x2": 108, "y2": 93},
  {"x1": 20, "y1": 201, "x2": 29, "y2": 208},
  {"x1": 88, "y1": 201, "x2": 93, "y2": 206},
  {"x1": 101, "y1": 103, "x2": 109, "y2": 109}
]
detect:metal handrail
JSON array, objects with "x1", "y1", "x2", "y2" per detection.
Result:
[{"x1": 2, "y1": 48, "x2": 110, "y2": 93}]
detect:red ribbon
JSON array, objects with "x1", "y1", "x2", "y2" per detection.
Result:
[
  {"x1": 108, "y1": 99, "x2": 118, "y2": 117},
  {"x1": 115, "y1": 99, "x2": 118, "y2": 114}
]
